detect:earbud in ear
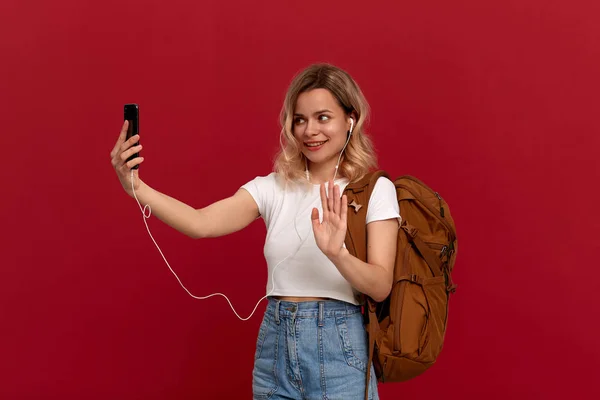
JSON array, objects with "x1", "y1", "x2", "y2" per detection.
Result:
[{"x1": 349, "y1": 118, "x2": 354, "y2": 136}]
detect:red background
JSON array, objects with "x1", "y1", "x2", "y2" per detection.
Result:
[{"x1": 1, "y1": 0, "x2": 599, "y2": 398}]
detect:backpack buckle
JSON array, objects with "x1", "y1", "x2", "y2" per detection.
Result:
[
  {"x1": 409, "y1": 274, "x2": 424, "y2": 285},
  {"x1": 348, "y1": 199, "x2": 363, "y2": 213},
  {"x1": 401, "y1": 222, "x2": 419, "y2": 238}
]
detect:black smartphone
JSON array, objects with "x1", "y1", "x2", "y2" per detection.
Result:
[{"x1": 124, "y1": 103, "x2": 140, "y2": 169}]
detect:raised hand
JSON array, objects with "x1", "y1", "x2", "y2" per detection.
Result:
[
  {"x1": 110, "y1": 120, "x2": 144, "y2": 196},
  {"x1": 311, "y1": 180, "x2": 348, "y2": 259}
]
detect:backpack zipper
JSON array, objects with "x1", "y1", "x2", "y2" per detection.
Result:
[
  {"x1": 426, "y1": 242, "x2": 449, "y2": 259},
  {"x1": 435, "y1": 192, "x2": 444, "y2": 217}
]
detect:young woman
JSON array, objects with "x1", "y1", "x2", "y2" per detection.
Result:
[{"x1": 110, "y1": 63, "x2": 400, "y2": 399}]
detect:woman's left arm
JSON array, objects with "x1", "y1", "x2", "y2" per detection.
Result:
[
  {"x1": 328, "y1": 219, "x2": 397, "y2": 302},
  {"x1": 312, "y1": 181, "x2": 398, "y2": 302}
]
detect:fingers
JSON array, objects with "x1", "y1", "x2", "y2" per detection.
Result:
[
  {"x1": 320, "y1": 182, "x2": 328, "y2": 218},
  {"x1": 327, "y1": 180, "x2": 334, "y2": 214},
  {"x1": 117, "y1": 155, "x2": 144, "y2": 174},
  {"x1": 341, "y1": 194, "x2": 348, "y2": 222},
  {"x1": 111, "y1": 119, "x2": 141, "y2": 168},
  {"x1": 333, "y1": 183, "x2": 341, "y2": 215},
  {"x1": 120, "y1": 133, "x2": 140, "y2": 154},
  {"x1": 124, "y1": 156, "x2": 144, "y2": 170},
  {"x1": 110, "y1": 121, "x2": 129, "y2": 159},
  {"x1": 311, "y1": 208, "x2": 320, "y2": 223},
  {"x1": 111, "y1": 142, "x2": 142, "y2": 170},
  {"x1": 110, "y1": 121, "x2": 140, "y2": 170},
  {"x1": 119, "y1": 120, "x2": 128, "y2": 141},
  {"x1": 120, "y1": 144, "x2": 143, "y2": 162},
  {"x1": 320, "y1": 181, "x2": 345, "y2": 221}
]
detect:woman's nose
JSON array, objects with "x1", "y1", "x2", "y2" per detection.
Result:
[{"x1": 304, "y1": 119, "x2": 319, "y2": 136}]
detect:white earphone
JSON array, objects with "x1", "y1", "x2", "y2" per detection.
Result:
[{"x1": 131, "y1": 116, "x2": 357, "y2": 320}]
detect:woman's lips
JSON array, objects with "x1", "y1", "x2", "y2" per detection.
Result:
[{"x1": 305, "y1": 140, "x2": 328, "y2": 151}]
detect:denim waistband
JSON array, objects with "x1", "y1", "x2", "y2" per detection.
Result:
[{"x1": 265, "y1": 297, "x2": 361, "y2": 321}]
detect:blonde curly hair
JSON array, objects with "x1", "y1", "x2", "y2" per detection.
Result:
[{"x1": 273, "y1": 63, "x2": 377, "y2": 183}]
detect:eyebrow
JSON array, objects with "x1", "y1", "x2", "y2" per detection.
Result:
[{"x1": 293, "y1": 109, "x2": 333, "y2": 117}]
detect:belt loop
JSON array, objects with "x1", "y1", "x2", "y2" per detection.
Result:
[
  {"x1": 318, "y1": 302, "x2": 324, "y2": 327},
  {"x1": 275, "y1": 300, "x2": 280, "y2": 325}
]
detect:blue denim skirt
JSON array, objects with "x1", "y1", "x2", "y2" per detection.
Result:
[{"x1": 252, "y1": 298, "x2": 379, "y2": 400}]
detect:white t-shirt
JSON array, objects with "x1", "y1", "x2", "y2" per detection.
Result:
[{"x1": 241, "y1": 173, "x2": 401, "y2": 305}]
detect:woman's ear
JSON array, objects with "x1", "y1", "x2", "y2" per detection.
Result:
[{"x1": 348, "y1": 111, "x2": 359, "y2": 130}]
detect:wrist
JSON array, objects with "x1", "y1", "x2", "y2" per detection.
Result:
[
  {"x1": 328, "y1": 246, "x2": 350, "y2": 265},
  {"x1": 128, "y1": 179, "x2": 148, "y2": 198}
]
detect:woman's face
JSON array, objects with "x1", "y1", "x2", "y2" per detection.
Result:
[{"x1": 292, "y1": 88, "x2": 352, "y2": 168}]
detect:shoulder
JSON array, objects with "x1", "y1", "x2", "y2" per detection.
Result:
[
  {"x1": 371, "y1": 176, "x2": 396, "y2": 198},
  {"x1": 366, "y1": 174, "x2": 401, "y2": 224},
  {"x1": 374, "y1": 175, "x2": 395, "y2": 188},
  {"x1": 241, "y1": 172, "x2": 291, "y2": 194},
  {"x1": 243, "y1": 172, "x2": 279, "y2": 186}
]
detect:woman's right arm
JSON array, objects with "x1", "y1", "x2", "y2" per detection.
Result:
[
  {"x1": 133, "y1": 183, "x2": 259, "y2": 239},
  {"x1": 111, "y1": 121, "x2": 259, "y2": 239}
]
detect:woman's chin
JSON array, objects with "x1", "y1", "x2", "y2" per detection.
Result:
[{"x1": 304, "y1": 154, "x2": 338, "y2": 167}]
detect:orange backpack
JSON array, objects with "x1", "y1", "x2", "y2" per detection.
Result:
[{"x1": 343, "y1": 171, "x2": 458, "y2": 399}]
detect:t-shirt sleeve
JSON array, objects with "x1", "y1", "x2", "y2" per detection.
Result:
[
  {"x1": 240, "y1": 173, "x2": 274, "y2": 218},
  {"x1": 366, "y1": 177, "x2": 401, "y2": 226}
]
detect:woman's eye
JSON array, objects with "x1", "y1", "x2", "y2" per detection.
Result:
[
  {"x1": 318, "y1": 115, "x2": 330, "y2": 121},
  {"x1": 294, "y1": 118, "x2": 305, "y2": 125}
]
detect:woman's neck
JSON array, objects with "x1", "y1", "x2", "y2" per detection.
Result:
[{"x1": 306, "y1": 158, "x2": 343, "y2": 184}]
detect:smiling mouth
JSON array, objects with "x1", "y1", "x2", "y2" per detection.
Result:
[{"x1": 305, "y1": 140, "x2": 328, "y2": 147}]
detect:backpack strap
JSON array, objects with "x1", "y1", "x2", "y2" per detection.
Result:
[
  {"x1": 343, "y1": 170, "x2": 390, "y2": 263},
  {"x1": 364, "y1": 300, "x2": 378, "y2": 400},
  {"x1": 343, "y1": 170, "x2": 390, "y2": 400}
]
